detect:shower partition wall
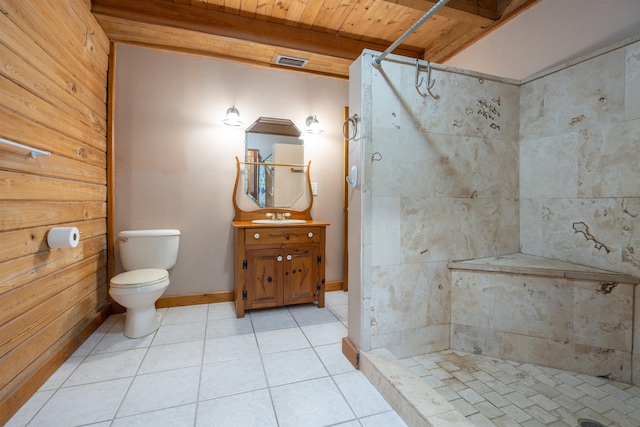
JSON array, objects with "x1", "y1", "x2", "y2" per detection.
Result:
[{"x1": 347, "y1": 50, "x2": 521, "y2": 358}]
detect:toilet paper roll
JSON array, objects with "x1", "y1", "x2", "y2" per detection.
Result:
[{"x1": 47, "y1": 227, "x2": 80, "y2": 249}]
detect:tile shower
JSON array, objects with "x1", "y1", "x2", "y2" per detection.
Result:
[{"x1": 347, "y1": 32, "x2": 640, "y2": 406}]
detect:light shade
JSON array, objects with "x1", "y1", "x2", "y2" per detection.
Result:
[
  {"x1": 223, "y1": 105, "x2": 243, "y2": 126},
  {"x1": 305, "y1": 115, "x2": 324, "y2": 134}
]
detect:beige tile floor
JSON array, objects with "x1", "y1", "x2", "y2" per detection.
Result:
[
  {"x1": 398, "y1": 350, "x2": 640, "y2": 427},
  {"x1": 8, "y1": 291, "x2": 406, "y2": 427}
]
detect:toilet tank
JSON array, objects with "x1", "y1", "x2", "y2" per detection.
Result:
[{"x1": 118, "y1": 229, "x2": 181, "y2": 271}]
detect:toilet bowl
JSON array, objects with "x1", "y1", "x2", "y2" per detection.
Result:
[
  {"x1": 109, "y1": 269, "x2": 170, "y2": 338},
  {"x1": 109, "y1": 229, "x2": 180, "y2": 339}
]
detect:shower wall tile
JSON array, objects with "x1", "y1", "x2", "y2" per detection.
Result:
[
  {"x1": 520, "y1": 48, "x2": 625, "y2": 140},
  {"x1": 401, "y1": 197, "x2": 457, "y2": 263},
  {"x1": 425, "y1": 261, "x2": 451, "y2": 327},
  {"x1": 572, "y1": 344, "x2": 631, "y2": 383},
  {"x1": 450, "y1": 273, "x2": 492, "y2": 329},
  {"x1": 520, "y1": 38, "x2": 640, "y2": 279},
  {"x1": 539, "y1": 198, "x2": 626, "y2": 274},
  {"x1": 520, "y1": 132, "x2": 580, "y2": 199},
  {"x1": 452, "y1": 198, "x2": 508, "y2": 260},
  {"x1": 450, "y1": 324, "x2": 502, "y2": 359},
  {"x1": 370, "y1": 59, "x2": 520, "y2": 143},
  {"x1": 578, "y1": 120, "x2": 640, "y2": 198},
  {"x1": 363, "y1": 52, "x2": 520, "y2": 357},
  {"x1": 371, "y1": 197, "x2": 402, "y2": 267},
  {"x1": 519, "y1": 198, "x2": 543, "y2": 255},
  {"x1": 452, "y1": 272, "x2": 573, "y2": 342},
  {"x1": 450, "y1": 268, "x2": 634, "y2": 380},
  {"x1": 400, "y1": 197, "x2": 517, "y2": 264},
  {"x1": 490, "y1": 275, "x2": 573, "y2": 342},
  {"x1": 399, "y1": 324, "x2": 449, "y2": 356},
  {"x1": 370, "y1": 130, "x2": 517, "y2": 200},
  {"x1": 522, "y1": 334, "x2": 572, "y2": 369},
  {"x1": 372, "y1": 325, "x2": 449, "y2": 358},
  {"x1": 626, "y1": 42, "x2": 640, "y2": 121},
  {"x1": 622, "y1": 198, "x2": 640, "y2": 274},
  {"x1": 572, "y1": 280, "x2": 633, "y2": 351},
  {"x1": 369, "y1": 264, "x2": 429, "y2": 336}
]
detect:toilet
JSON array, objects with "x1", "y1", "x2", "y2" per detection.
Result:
[{"x1": 109, "y1": 229, "x2": 181, "y2": 338}]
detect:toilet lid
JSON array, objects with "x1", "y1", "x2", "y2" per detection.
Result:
[{"x1": 110, "y1": 268, "x2": 168, "y2": 288}]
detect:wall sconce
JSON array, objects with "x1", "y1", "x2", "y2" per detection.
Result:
[
  {"x1": 305, "y1": 115, "x2": 324, "y2": 135},
  {"x1": 223, "y1": 105, "x2": 243, "y2": 126}
]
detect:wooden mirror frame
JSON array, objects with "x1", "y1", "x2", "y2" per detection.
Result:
[{"x1": 232, "y1": 157, "x2": 314, "y2": 221}]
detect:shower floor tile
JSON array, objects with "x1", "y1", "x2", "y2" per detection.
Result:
[{"x1": 399, "y1": 350, "x2": 640, "y2": 427}]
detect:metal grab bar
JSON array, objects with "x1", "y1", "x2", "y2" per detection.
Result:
[
  {"x1": 0, "y1": 137, "x2": 51, "y2": 158},
  {"x1": 373, "y1": 0, "x2": 450, "y2": 66}
]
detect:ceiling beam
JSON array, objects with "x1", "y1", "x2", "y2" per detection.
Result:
[
  {"x1": 93, "y1": 13, "x2": 354, "y2": 79},
  {"x1": 91, "y1": 0, "x2": 424, "y2": 61},
  {"x1": 383, "y1": 0, "x2": 498, "y2": 21}
]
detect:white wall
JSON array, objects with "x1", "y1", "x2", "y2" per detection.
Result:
[
  {"x1": 114, "y1": 44, "x2": 348, "y2": 296},
  {"x1": 446, "y1": 0, "x2": 640, "y2": 80}
]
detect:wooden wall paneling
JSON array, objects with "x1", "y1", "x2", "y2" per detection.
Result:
[
  {"x1": 0, "y1": 2, "x2": 109, "y2": 424},
  {"x1": 0, "y1": 148, "x2": 106, "y2": 185},
  {"x1": 0, "y1": 4, "x2": 107, "y2": 105},
  {"x1": 0, "y1": 235, "x2": 107, "y2": 295},
  {"x1": 0, "y1": 218, "x2": 105, "y2": 264},
  {"x1": 0, "y1": 43, "x2": 107, "y2": 137},
  {"x1": 0, "y1": 12, "x2": 107, "y2": 121},
  {"x1": 0, "y1": 1, "x2": 108, "y2": 96},
  {"x1": 0, "y1": 171, "x2": 106, "y2": 202},
  {"x1": 0, "y1": 303, "x2": 111, "y2": 423},
  {"x1": 0, "y1": 77, "x2": 105, "y2": 151},
  {"x1": 107, "y1": 41, "x2": 116, "y2": 285},
  {"x1": 60, "y1": 0, "x2": 112, "y2": 57},
  {"x1": 0, "y1": 201, "x2": 106, "y2": 232},
  {"x1": 0, "y1": 283, "x2": 109, "y2": 400},
  {"x1": 0, "y1": 108, "x2": 106, "y2": 169},
  {"x1": 1, "y1": 253, "x2": 107, "y2": 327},
  {"x1": 0, "y1": 266, "x2": 108, "y2": 358}
]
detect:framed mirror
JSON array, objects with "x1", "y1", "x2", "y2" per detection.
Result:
[
  {"x1": 232, "y1": 117, "x2": 314, "y2": 222},
  {"x1": 244, "y1": 117, "x2": 305, "y2": 208}
]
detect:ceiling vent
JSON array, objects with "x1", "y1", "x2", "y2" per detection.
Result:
[{"x1": 275, "y1": 55, "x2": 309, "y2": 68}]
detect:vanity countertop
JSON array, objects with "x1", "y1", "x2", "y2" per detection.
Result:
[{"x1": 232, "y1": 220, "x2": 330, "y2": 228}]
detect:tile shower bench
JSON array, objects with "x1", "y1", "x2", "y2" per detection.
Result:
[{"x1": 448, "y1": 253, "x2": 639, "y2": 383}]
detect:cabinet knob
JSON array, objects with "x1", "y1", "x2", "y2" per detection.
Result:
[
  {"x1": 287, "y1": 254, "x2": 292, "y2": 261},
  {"x1": 277, "y1": 256, "x2": 283, "y2": 262},
  {"x1": 307, "y1": 232, "x2": 314, "y2": 238},
  {"x1": 254, "y1": 233, "x2": 260, "y2": 239}
]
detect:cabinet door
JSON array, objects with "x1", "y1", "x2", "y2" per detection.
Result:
[
  {"x1": 245, "y1": 248, "x2": 284, "y2": 309},
  {"x1": 283, "y1": 246, "x2": 319, "y2": 306}
]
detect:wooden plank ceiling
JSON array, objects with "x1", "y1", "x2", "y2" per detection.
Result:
[{"x1": 91, "y1": 0, "x2": 539, "y2": 79}]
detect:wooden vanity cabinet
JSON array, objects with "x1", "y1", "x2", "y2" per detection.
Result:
[{"x1": 233, "y1": 222, "x2": 328, "y2": 318}]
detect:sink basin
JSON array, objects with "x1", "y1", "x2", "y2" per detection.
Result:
[{"x1": 252, "y1": 219, "x2": 307, "y2": 224}]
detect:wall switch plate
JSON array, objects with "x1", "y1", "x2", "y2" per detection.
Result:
[{"x1": 311, "y1": 182, "x2": 318, "y2": 196}]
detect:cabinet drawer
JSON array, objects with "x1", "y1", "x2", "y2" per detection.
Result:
[{"x1": 245, "y1": 227, "x2": 321, "y2": 245}]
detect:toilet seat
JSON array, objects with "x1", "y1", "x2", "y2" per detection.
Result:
[{"x1": 110, "y1": 268, "x2": 169, "y2": 288}]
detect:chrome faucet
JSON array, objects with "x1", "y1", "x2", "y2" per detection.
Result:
[{"x1": 265, "y1": 212, "x2": 291, "y2": 221}]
